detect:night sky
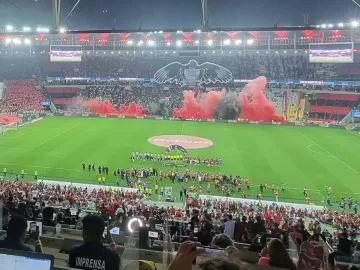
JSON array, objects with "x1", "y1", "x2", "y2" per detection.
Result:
[{"x1": 0, "y1": 0, "x2": 359, "y2": 30}]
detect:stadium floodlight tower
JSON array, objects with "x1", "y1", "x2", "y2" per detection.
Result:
[
  {"x1": 201, "y1": 0, "x2": 209, "y2": 30},
  {"x1": 53, "y1": 0, "x2": 61, "y2": 30}
]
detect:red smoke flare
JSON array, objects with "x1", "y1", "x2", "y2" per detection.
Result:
[
  {"x1": 0, "y1": 115, "x2": 21, "y2": 124},
  {"x1": 83, "y1": 99, "x2": 144, "y2": 116},
  {"x1": 173, "y1": 90, "x2": 224, "y2": 119},
  {"x1": 238, "y1": 76, "x2": 285, "y2": 122},
  {"x1": 173, "y1": 76, "x2": 285, "y2": 122}
]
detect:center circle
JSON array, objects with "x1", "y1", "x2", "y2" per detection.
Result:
[{"x1": 148, "y1": 135, "x2": 214, "y2": 149}]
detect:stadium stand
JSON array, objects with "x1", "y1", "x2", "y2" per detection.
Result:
[{"x1": 0, "y1": 79, "x2": 44, "y2": 113}]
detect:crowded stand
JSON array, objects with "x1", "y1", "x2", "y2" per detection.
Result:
[
  {"x1": 0, "y1": 177, "x2": 359, "y2": 269},
  {"x1": 0, "y1": 79, "x2": 45, "y2": 113}
]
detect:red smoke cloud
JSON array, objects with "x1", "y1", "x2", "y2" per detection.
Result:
[
  {"x1": 0, "y1": 115, "x2": 21, "y2": 124},
  {"x1": 238, "y1": 76, "x2": 285, "y2": 122},
  {"x1": 84, "y1": 99, "x2": 145, "y2": 116},
  {"x1": 173, "y1": 76, "x2": 285, "y2": 122},
  {"x1": 173, "y1": 90, "x2": 225, "y2": 119}
]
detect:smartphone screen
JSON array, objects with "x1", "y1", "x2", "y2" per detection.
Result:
[
  {"x1": 196, "y1": 248, "x2": 224, "y2": 263},
  {"x1": 30, "y1": 222, "x2": 36, "y2": 233}
]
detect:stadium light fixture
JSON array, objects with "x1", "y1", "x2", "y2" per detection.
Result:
[
  {"x1": 275, "y1": 51, "x2": 279, "y2": 54},
  {"x1": 159, "y1": 30, "x2": 163, "y2": 34},
  {"x1": 127, "y1": 40, "x2": 133, "y2": 45},
  {"x1": 351, "y1": 21, "x2": 359, "y2": 27},
  {"x1": 166, "y1": 41, "x2": 171, "y2": 46},
  {"x1": 13, "y1": 38, "x2": 21, "y2": 44},
  {"x1": 176, "y1": 40, "x2": 182, "y2": 46},
  {"x1": 207, "y1": 40, "x2": 213, "y2": 46},
  {"x1": 212, "y1": 51, "x2": 215, "y2": 54},
  {"x1": 147, "y1": 40, "x2": 155, "y2": 46},
  {"x1": 256, "y1": 51, "x2": 259, "y2": 53},
  {"x1": 6, "y1": 25, "x2": 13, "y2": 31},
  {"x1": 23, "y1": 26, "x2": 31, "y2": 32},
  {"x1": 137, "y1": 40, "x2": 143, "y2": 46},
  {"x1": 338, "y1": 22, "x2": 344, "y2": 27},
  {"x1": 328, "y1": 24, "x2": 333, "y2": 28},
  {"x1": 321, "y1": 24, "x2": 327, "y2": 28},
  {"x1": 195, "y1": 40, "x2": 199, "y2": 44},
  {"x1": 305, "y1": 50, "x2": 308, "y2": 53},
  {"x1": 247, "y1": 39, "x2": 254, "y2": 45},
  {"x1": 59, "y1": 27, "x2": 66, "y2": 33},
  {"x1": 165, "y1": 51, "x2": 167, "y2": 54},
  {"x1": 316, "y1": 25, "x2": 320, "y2": 28},
  {"x1": 111, "y1": 51, "x2": 114, "y2": 54},
  {"x1": 196, "y1": 29, "x2": 201, "y2": 34},
  {"x1": 235, "y1": 39, "x2": 242, "y2": 45},
  {"x1": 173, "y1": 51, "x2": 176, "y2": 54},
  {"x1": 36, "y1": 27, "x2": 49, "y2": 33},
  {"x1": 24, "y1": 38, "x2": 31, "y2": 45},
  {"x1": 5, "y1": 38, "x2": 12, "y2": 44},
  {"x1": 87, "y1": 51, "x2": 90, "y2": 54},
  {"x1": 295, "y1": 51, "x2": 298, "y2": 53},
  {"x1": 223, "y1": 39, "x2": 231, "y2": 45},
  {"x1": 284, "y1": 51, "x2": 287, "y2": 53}
]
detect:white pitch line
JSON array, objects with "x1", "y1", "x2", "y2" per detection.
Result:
[
  {"x1": 30, "y1": 125, "x2": 78, "y2": 150},
  {"x1": 302, "y1": 134, "x2": 359, "y2": 174},
  {"x1": 307, "y1": 144, "x2": 333, "y2": 157},
  {"x1": 0, "y1": 162, "x2": 81, "y2": 172},
  {"x1": 8, "y1": 130, "x2": 33, "y2": 140}
]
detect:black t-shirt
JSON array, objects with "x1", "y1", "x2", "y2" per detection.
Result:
[{"x1": 69, "y1": 242, "x2": 120, "y2": 270}]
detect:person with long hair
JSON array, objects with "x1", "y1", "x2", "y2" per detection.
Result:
[{"x1": 258, "y1": 238, "x2": 297, "y2": 270}]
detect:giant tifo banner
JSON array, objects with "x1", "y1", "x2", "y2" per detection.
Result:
[{"x1": 153, "y1": 60, "x2": 233, "y2": 86}]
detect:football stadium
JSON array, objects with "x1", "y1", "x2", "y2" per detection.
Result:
[{"x1": 2, "y1": 0, "x2": 360, "y2": 269}]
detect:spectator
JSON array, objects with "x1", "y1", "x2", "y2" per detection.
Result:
[
  {"x1": 68, "y1": 215, "x2": 120, "y2": 270},
  {"x1": 337, "y1": 232, "x2": 353, "y2": 257},
  {"x1": 198, "y1": 258, "x2": 241, "y2": 270},
  {"x1": 234, "y1": 216, "x2": 248, "y2": 242},
  {"x1": 258, "y1": 238, "x2": 297, "y2": 270},
  {"x1": 211, "y1": 234, "x2": 234, "y2": 249},
  {"x1": 250, "y1": 216, "x2": 266, "y2": 236},
  {"x1": 42, "y1": 207, "x2": 56, "y2": 227},
  {"x1": 0, "y1": 215, "x2": 42, "y2": 253},
  {"x1": 168, "y1": 241, "x2": 204, "y2": 270},
  {"x1": 223, "y1": 214, "x2": 235, "y2": 239}
]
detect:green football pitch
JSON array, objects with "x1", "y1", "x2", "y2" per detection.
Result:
[{"x1": 1, "y1": 117, "x2": 360, "y2": 206}]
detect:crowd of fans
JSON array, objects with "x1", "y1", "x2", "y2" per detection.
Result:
[
  {"x1": 0, "y1": 79, "x2": 45, "y2": 113},
  {"x1": 0, "y1": 177, "x2": 359, "y2": 269}
]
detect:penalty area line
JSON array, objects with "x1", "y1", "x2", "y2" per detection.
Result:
[{"x1": 301, "y1": 134, "x2": 359, "y2": 174}]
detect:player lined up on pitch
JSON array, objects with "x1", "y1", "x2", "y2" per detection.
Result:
[{"x1": 130, "y1": 152, "x2": 223, "y2": 166}]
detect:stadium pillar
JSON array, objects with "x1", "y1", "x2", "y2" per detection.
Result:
[
  {"x1": 201, "y1": 0, "x2": 209, "y2": 30},
  {"x1": 53, "y1": 0, "x2": 61, "y2": 30}
]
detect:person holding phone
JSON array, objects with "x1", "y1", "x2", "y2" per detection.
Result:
[{"x1": 0, "y1": 215, "x2": 43, "y2": 253}]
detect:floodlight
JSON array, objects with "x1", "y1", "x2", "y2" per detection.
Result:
[
  {"x1": 147, "y1": 40, "x2": 155, "y2": 46},
  {"x1": 195, "y1": 40, "x2": 199, "y2": 44},
  {"x1": 127, "y1": 40, "x2": 133, "y2": 45},
  {"x1": 223, "y1": 39, "x2": 231, "y2": 45},
  {"x1": 351, "y1": 21, "x2": 359, "y2": 27},
  {"x1": 5, "y1": 38, "x2": 12, "y2": 44},
  {"x1": 176, "y1": 40, "x2": 182, "y2": 46},
  {"x1": 6, "y1": 25, "x2": 13, "y2": 31},
  {"x1": 137, "y1": 40, "x2": 143, "y2": 46},
  {"x1": 207, "y1": 40, "x2": 213, "y2": 45},
  {"x1": 247, "y1": 39, "x2": 254, "y2": 45},
  {"x1": 59, "y1": 27, "x2": 66, "y2": 33},
  {"x1": 321, "y1": 24, "x2": 327, "y2": 28},
  {"x1": 235, "y1": 39, "x2": 242, "y2": 45},
  {"x1": 23, "y1": 27, "x2": 31, "y2": 32},
  {"x1": 24, "y1": 38, "x2": 31, "y2": 44},
  {"x1": 328, "y1": 24, "x2": 333, "y2": 28},
  {"x1": 338, "y1": 22, "x2": 344, "y2": 27}
]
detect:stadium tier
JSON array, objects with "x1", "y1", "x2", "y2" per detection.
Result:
[{"x1": 1, "y1": 28, "x2": 360, "y2": 270}]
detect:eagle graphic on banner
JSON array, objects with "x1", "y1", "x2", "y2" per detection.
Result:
[{"x1": 153, "y1": 60, "x2": 233, "y2": 86}]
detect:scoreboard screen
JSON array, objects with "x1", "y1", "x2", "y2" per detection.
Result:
[
  {"x1": 309, "y1": 43, "x2": 354, "y2": 63},
  {"x1": 50, "y1": 45, "x2": 82, "y2": 62}
]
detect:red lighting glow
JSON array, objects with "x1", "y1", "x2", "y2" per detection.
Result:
[{"x1": 183, "y1": 32, "x2": 192, "y2": 42}]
